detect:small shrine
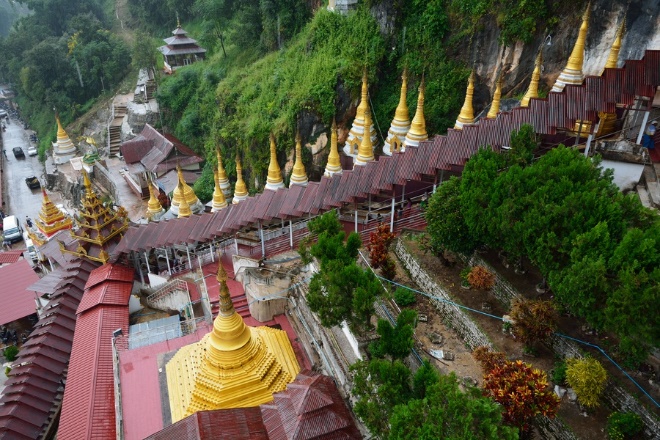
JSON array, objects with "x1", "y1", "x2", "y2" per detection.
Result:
[
  {"x1": 343, "y1": 68, "x2": 379, "y2": 158},
  {"x1": 165, "y1": 264, "x2": 300, "y2": 422},
  {"x1": 265, "y1": 133, "x2": 285, "y2": 191},
  {"x1": 27, "y1": 188, "x2": 74, "y2": 246},
  {"x1": 167, "y1": 166, "x2": 204, "y2": 217},
  {"x1": 324, "y1": 119, "x2": 343, "y2": 177},
  {"x1": 158, "y1": 20, "x2": 206, "y2": 73},
  {"x1": 52, "y1": 114, "x2": 77, "y2": 165},
  {"x1": 289, "y1": 132, "x2": 308, "y2": 187},
  {"x1": 403, "y1": 77, "x2": 428, "y2": 148},
  {"x1": 233, "y1": 156, "x2": 249, "y2": 204},
  {"x1": 383, "y1": 70, "x2": 411, "y2": 155}
]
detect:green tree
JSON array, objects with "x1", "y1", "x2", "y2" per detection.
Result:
[
  {"x1": 369, "y1": 309, "x2": 417, "y2": 360},
  {"x1": 565, "y1": 357, "x2": 607, "y2": 408}
]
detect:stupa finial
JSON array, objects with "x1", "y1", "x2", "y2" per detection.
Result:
[
  {"x1": 521, "y1": 50, "x2": 543, "y2": 107},
  {"x1": 487, "y1": 72, "x2": 504, "y2": 119},
  {"x1": 455, "y1": 70, "x2": 476, "y2": 129}
]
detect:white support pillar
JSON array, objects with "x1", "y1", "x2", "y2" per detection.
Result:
[
  {"x1": 210, "y1": 243, "x2": 214, "y2": 262},
  {"x1": 234, "y1": 237, "x2": 239, "y2": 254},
  {"x1": 401, "y1": 183, "x2": 406, "y2": 204},
  {"x1": 390, "y1": 194, "x2": 395, "y2": 233},
  {"x1": 636, "y1": 111, "x2": 650, "y2": 144},
  {"x1": 186, "y1": 246, "x2": 192, "y2": 270},
  {"x1": 289, "y1": 220, "x2": 293, "y2": 248},
  {"x1": 354, "y1": 206, "x2": 358, "y2": 233},
  {"x1": 584, "y1": 119, "x2": 600, "y2": 157},
  {"x1": 134, "y1": 252, "x2": 144, "y2": 284},
  {"x1": 164, "y1": 249, "x2": 172, "y2": 275},
  {"x1": 259, "y1": 221, "x2": 265, "y2": 258},
  {"x1": 144, "y1": 251, "x2": 150, "y2": 274},
  {"x1": 368, "y1": 194, "x2": 371, "y2": 214}
]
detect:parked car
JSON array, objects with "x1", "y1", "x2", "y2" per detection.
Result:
[
  {"x1": 25, "y1": 176, "x2": 41, "y2": 189},
  {"x1": 12, "y1": 147, "x2": 24, "y2": 159},
  {"x1": 27, "y1": 145, "x2": 38, "y2": 156}
]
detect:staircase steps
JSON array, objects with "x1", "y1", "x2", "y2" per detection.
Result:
[
  {"x1": 108, "y1": 104, "x2": 128, "y2": 157},
  {"x1": 211, "y1": 292, "x2": 251, "y2": 318}
]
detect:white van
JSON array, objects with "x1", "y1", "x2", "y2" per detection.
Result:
[
  {"x1": 2, "y1": 215, "x2": 23, "y2": 244},
  {"x1": 25, "y1": 238, "x2": 38, "y2": 262}
]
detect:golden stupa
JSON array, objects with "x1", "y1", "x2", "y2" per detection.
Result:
[
  {"x1": 454, "y1": 71, "x2": 476, "y2": 129},
  {"x1": 146, "y1": 179, "x2": 164, "y2": 219},
  {"x1": 233, "y1": 155, "x2": 248, "y2": 204},
  {"x1": 343, "y1": 68, "x2": 379, "y2": 156},
  {"x1": 52, "y1": 114, "x2": 77, "y2": 164},
  {"x1": 33, "y1": 188, "x2": 73, "y2": 243},
  {"x1": 383, "y1": 69, "x2": 411, "y2": 155},
  {"x1": 486, "y1": 73, "x2": 504, "y2": 119},
  {"x1": 596, "y1": 20, "x2": 625, "y2": 137},
  {"x1": 265, "y1": 133, "x2": 285, "y2": 191},
  {"x1": 520, "y1": 50, "x2": 542, "y2": 108},
  {"x1": 59, "y1": 170, "x2": 128, "y2": 264},
  {"x1": 166, "y1": 264, "x2": 300, "y2": 422},
  {"x1": 177, "y1": 182, "x2": 192, "y2": 218},
  {"x1": 170, "y1": 165, "x2": 203, "y2": 216},
  {"x1": 354, "y1": 103, "x2": 375, "y2": 166},
  {"x1": 216, "y1": 148, "x2": 232, "y2": 198},
  {"x1": 289, "y1": 132, "x2": 308, "y2": 187},
  {"x1": 324, "y1": 119, "x2": 342, "y2": 177},
  {"x1": 211, "y1": 168, "x2": 228, "y2": 212},
  {"x1": 551, "y1": 2, "x2": 591, "y2": 93},
  {"x1": 403, "y1": 76, "x2": 428, "y2": 148}
]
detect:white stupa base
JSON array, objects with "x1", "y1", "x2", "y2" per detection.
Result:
[
  {"x1": 324, "y1": 166, "x2": 342, "y2": 177},
  {"x1": 233, "y1": 194, "x2": 248, "y2": 204},
  {"x1": 403, "y1": 134, "x2": 428, "y2": 149},
  {"x1": 353, "y1": 154, "x2": 374, "y2": 167},
  {"x1": 218, "y1": 180, "x2": 231, "y2": 197},
  {"x1": 551, "y1": 69, "x2": 583, "y2": 92},
  {"x1": 289, "y1": 177, "x2": 308, "y2": 187},
  {"x1": 265, "y1": 181, "x2": 285, "y2": 191},
  {"x1": 169, "y1": 200, "x2": 204, "y2": 216}
]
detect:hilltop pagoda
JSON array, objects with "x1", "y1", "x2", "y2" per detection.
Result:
[
  {"x1": 158, "y1": 21, "x2": 206, "y2": 73},
  {"x1": 27, "y1": 188, "x2": 74, "y2": 246},
  {"x1": 166, "y1": 264, "x2": 300, "y2": 422},
  {"x1": 52, "y1": 114, "x2": 77, "y2": 165}
]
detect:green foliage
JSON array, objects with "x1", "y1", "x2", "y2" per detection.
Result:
[
  {"x1": 192, "y1": 163, "x2": 214, "y2": 203},
  {"x1": 3, "y1": 345, "x2": 18, "y2": 362},
  {"x1": 551, "y1": 360, "x2": 567, "y2": 386},
  {"x1": 565, "y1": 357, "x2": 607, "y2": 408},
  {"x1": 393, "y1": 286, "x2": 416, "y2": 306},
  {"x1": 4, "y1": 366, "x2": 10, "y2": 376},
  {"x1": 390, "y1": 372, "x2": 519, "y2": 440},
  {"x1": 607, "y1": 412, "x2": 643, "y2": 440},
  {"x1": 369, "y1": 309, "x2": 417, "y2": 360}
]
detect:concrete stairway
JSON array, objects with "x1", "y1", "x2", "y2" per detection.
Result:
[{"x1": 108, "y1": 104, "x2": 127, "y2": 157}]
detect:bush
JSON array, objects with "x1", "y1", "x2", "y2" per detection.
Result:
[
  {"x1": 467, "y1": 265, "x2": 495, "y2": 290},
  {"x1": 394, "y1": 287, "x2": 416, "y2": 306},
  {"x1": 3, "y1": 345, "x2": 19, "y2": 362},
  {"x1": 551, "y1": 360, "x2": 567, "y2": 386},
  {"x1": 607, "y1": 412, "x2": 643, "y2": 440},
  {"x1": 565, "y1": 357, "x2": 607, "y2": 408},
  {"x1": 4, "y1": 366, "x2": 11, "y2": 377},
  {"x1": 509, "y1": 298, "x2": 558, "y2": 348}
]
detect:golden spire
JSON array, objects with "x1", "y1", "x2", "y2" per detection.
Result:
[
  {"x1": 325, "y1": 119, "x2": 342, "y2": 176},
  {"x1": 487, "y1": 73, "x2": 504, "y2": 119},
  {"x1": 216, "y1": 147, "x2": 231, "y2": 197},
  {"x1": 171, "y1": 164, "x2": 200, "y2": 211},
  {"x1": 56, "y1": 114, "x2": 67, "y2": 138},
  {"x1": 211, "y1": 168, "x2": 228, "y2": 211},
  {"x1": 356, "y1": 67, "x2": 369, "y2": 121},
  {"x1": 233, "y1": 155, "x2": 248, "y2": 204},
  {"x1": 355, "y1": 108, "x2": 375, "y2": 166},
  {"x1": 521, "y1": 51, "x2": 542, "y2": 107},
  {"x1": 177, "y1": 182, "x2": 192, "y2": 218},
  {"x1": 344, "y1": 66, "x2": 378, "y2": 156},
  {"x1": 604, "y1": 20, "x2": 625, "y2": 70},
  {"x1": 551, "y1": 2, "x2": 591, "y2": 92},
  {"x1": 394, "y1": 68, "x2": 410, "y2": 122},
  {"x1": 289, "y1": 132, "x2": 308, "y2": 186},
  {"x1": 455, "y1": 71, "x2": 476, "y2": 129},
  {"x1": 384, "y1": 69, "x2": 412, "y2": 155},
  {"x1": 404, "y1": 76, "x2": 428, "y2": 147},
  {"x1": 265, "y1": 133, "x2": 284, "y2": 190},
  {"x1": 146, "y1": 178, "x2": 163, "y2": 218}
]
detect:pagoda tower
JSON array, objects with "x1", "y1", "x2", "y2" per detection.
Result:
[
  {"x1": 551, "y1": 3, "x2": 591, "y2": 93},
  {"x1": 265, "y1": 133, "x2": 285, "y2": 191},
  {"x1": 596, "y1": 20, "x2": 625, "y2": 137},
  {"x1": 520, "y1": 50, "x2": 542, "y2": 108},
  {"x1": 165, "y1": 264, "x2": 300, "y2": 422},
  {"x1": 177, "y1": 182, "x2": 192, "y2": 218},
  {"x1": 454, "y1": 71, "x2": 476, "y2": 129},
  {"x1": 146, "y1": 179, "x2": 164, "y2": 220},
  {"x1": 354, "y1": 107, "x2": 375, "y2": 166},
  {"x1": 58, "y1": 170, "x2": 129, "y2": 264},
  {"x1": 383, "y1": 69, "x2": 411, "y2": 155},
  {"x1": 343, "y1": 68, "x2": 379, "y2": 158},
  {"x1": 216, "y1": 148, "x2": 232, "y2": 198},
  {"x1": 158, "y1": 19, "x2": 206, "y2": 72},
  {"x1": 486, "y1": 74, "x2": 504, "y2": 119},
  {"x1": 169, "y1": 165, "x2": 204, "y2": 217},
  {"x1": 28, "y1": 188, "x2": 74, "y2": 246},
  {"x1": 403, "y1": 77, "x2": 428, "y2": 148},
  {"x1": 289, "y1": 132, "x2": 308, "y2": 187},
  {"x1": 324, "y1": 119, "x2": 343, "y2": 177},
  {"x1": 52, "y1": 114, "x2": 77, "y2": 165},
  {"x1": 233, "y1": 156, "x2": 249, "y2": 204},
  {"x1": 211, "y1": 168, "x2": 228, "y2": 212}
]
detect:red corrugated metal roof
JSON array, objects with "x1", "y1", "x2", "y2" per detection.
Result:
[
  {"x1": 0, "y1": 250, "x2": 24, "y2": 264},
  {"x1": 84, "y1": 263, "x2": 135, "y2": 289},
  {"x1": 0, "y1": 259, "x2": 40, "y2": 325},
  {"x1": 145, "y1": 408, "x2": 268, "y2": 440}
]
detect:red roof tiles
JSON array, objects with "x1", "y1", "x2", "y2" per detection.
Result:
[
  {"x1": 0, "y1": 250, "x2": 24, "y2": 265},
  {"x1": 0, "y1": 259, "x2": 40, "y2": 326},
  {"x1": 145, "y1": 408, "x2": 268, "y2": 440}
]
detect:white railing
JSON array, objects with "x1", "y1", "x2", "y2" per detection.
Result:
[{"x1": 146, "y1": 279, "x2": 188, "y2": 304}]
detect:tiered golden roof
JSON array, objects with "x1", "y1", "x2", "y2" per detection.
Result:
[
  {"x1": 232, "y1": 156, "x2": 248, "y2": 204},
  {"x1": 520, "y1": 51, "x2": 542, "y2": 108},
  {"x1": 177, "y1": 182, "x2": 192, "y2": 218},
  {"x1": 486, "y1": 73, "x2": 504, "y2": 119},
  {"x1": 289, "y1": 132, "x2": 308, "y2": 186},
  {"x1": 455, "y1": 71, "x2": 476, "y2": 129},
  {"x1": 216, "y1": 148, "x2": 231, "y2": 197},
  {"x1": 551, "y1": 2, "x2": 591, "y2": 92},
  {"x1": 265, "y1": 133, "x2": 285, "y2": 191},
  {"x1": 166, "y1": 264, "x2": 300, "y2": 422},
  {"x1": 403, "y1": 76, "x2": 428, "y2": 147},
  {"x1": 344, "y1": 68, "x2": 378, "y2": 155},
  {"x1": 59, "y1": 170, "x2": 128, "y2": 264},
  {"x1": 324, "y1": 119, "x2": 342, "y2": 177},
  {"x1": 596, "y1": 20, "x2": 625, "y2": 137},
  {"x1": 354, "y1": 105, "x2": 375, "y2": 166},
  {"x1": 171, "y1": 165, "x2": 201, "y2": 211},
  {"x1": 211, "y1": 168, "x2": 228, "y2": 212},
  {"x1": 146, "y1": 179, "x2": 164, "y2": 219},
  {"x1": 35, "y1": 188, "x2": 73, "y2": 239},
  {"x1": 383, "y1": 69, "x2": 411, "y2": 155}
]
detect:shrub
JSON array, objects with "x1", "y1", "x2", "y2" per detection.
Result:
[
  {"x1": 467, "y1": 265, "x2": 495, "y2": 290},
  {"x1": 3, "y1": 345, "x2": 19, "y2": 362},
  {"x1": 4, "y1": 366, "x2": 11, "y2": 376},
  {"x1": 509, "y1": 298, "x2": 558, "y2": 348},
  {"x1": 394, "y1": 287, "x2": 416, "y2": 306},
  {"x1": 551, "y1": 360, "x2": 567, "y2": 386},
  {"x1": 607, "y1": 412, "x2": 643, "y2": 440},
  {"x1": 565, "y1": 357, "x2": 607, "y2": 408}
]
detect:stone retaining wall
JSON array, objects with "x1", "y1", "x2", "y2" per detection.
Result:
[{"x1": 468, "y1": 254, "x2": 520, "y2": 308}]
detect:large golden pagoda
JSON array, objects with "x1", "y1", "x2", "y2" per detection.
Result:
[
  {"x1": 52, "y1": 114, "x2": 77, "y2": 165},
  {"x1": 146, "y1": 179, "x2": 164, "y2": 220},
  {"x1": 211, "y1": 168, "x2": 228, "y2": 212},
  {"x1": 216, "y1": 148, "x2": 232, "y2": 198},
  {"x1": 265, "y1": 133, "x2": 285, "y2": 191},
  {"x1": 486, "y1": 73, "x2": 504, "y2": 119},
  {"x1": 403, "y1": 76, "x2": 428, "y2": 148},
  {"x1": 520, "y1": 50, "x2": 542, "y2": 108},
  {"x1": 58, "y1": 170, "x2": 129, "y2": 264},
  {"x1": 324, "y1": 119, "x2": 342, "y2": 177},
  {"x1": 454, "y1": 71, "x2": 476, "y2": 129},
  {"x1": 343, "y1": 68, "x2": 379, "y2": 157},
  {"x1": 30, "y1": 188, "x2": 73, "y2": 245},
  {"x1": 551, "y1": 3, "x2": 591, "y2": 93},
  {"x1": 169, "y1": 165, "x2": 204, "y2": 216},
  {"x1": 383, "y1": 69, "x2": 411, "y2": 155},
  {"x1": 354, "y1": 104, "x2": 375, "y2": 166},
  {"x1": 289, "y1": 132, "x2": 308, "y2": 187},
  {"x1": 232, "y1": 155, "x2": 248, "y2": 204},
  {"x1": 596, "y1": 20, "x2": 625, "y2": 137},
  {"x1": 166, "y1": 264, "x2": 300, "y2": 422}
]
